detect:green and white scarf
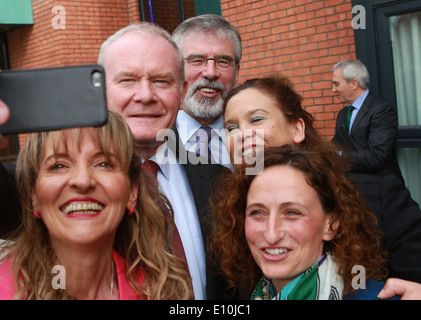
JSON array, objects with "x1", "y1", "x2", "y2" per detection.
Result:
[{"x1": 251, "y1": 253, "x2": 344, "y2": 300}]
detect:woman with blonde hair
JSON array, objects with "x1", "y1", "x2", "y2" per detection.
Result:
[{"x1": 0, "y1": 112, "x2": 191, "y2": 300}]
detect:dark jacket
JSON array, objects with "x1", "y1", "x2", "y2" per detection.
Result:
[
  {"x1": 169, "y1": 128, "x2": 234, "y2": 299},
  {"x1": 0, "y1": 162, "x2": 20, "y2": 238},
  {"x1": 348, "y1": 172, "x2": 421, "y2": 283},
  {"x1": 334, "y1": 92, "x2": 403, "y2": 181}
]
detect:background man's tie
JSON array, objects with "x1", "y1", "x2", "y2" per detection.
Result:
[{"x1": 345, "y1": 105, "x2": 355, "y2": 132}]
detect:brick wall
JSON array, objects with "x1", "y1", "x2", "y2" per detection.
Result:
[
  {"x1": 6, "y1": 0, "x2": 140, "y2": 148},
  {"x1": 221, "y1": 0, "x2": 356, "y2": 138},
  {"x1": 7, "y1": 0, "x2": 136, "y2": 70},
  {"x1": 6, "y1": 0, "x2": 190, "y2": 70},
  {"x1": 6, "y1": 0, "x2": 356, "y2": 141}
]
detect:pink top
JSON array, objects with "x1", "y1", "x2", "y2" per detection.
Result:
[
  {"x1": 0, "y1": 250, "x2": 146, "y2": 300},
  {"x1": 0, "y1": 257, "x2": 14, "y2": 300}
]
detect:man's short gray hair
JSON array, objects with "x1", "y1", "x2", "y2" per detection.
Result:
[
  {"x1": 98, "y1": 22, "x2": 185, "y2": 86},
  {"x1": 172, "y1": 14, "x2": 242, "y2": 65},
  {"x1": 333, "y1": 59, "x2": 370, "y2": 90}
]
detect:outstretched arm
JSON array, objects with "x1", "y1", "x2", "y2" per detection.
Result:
[{"x1": 378, "y1": 278, "x2": 421, "y2": 300}]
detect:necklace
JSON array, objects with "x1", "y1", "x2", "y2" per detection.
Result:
[{"x1": 109, "y1": 261, "x2": 114, "y2": 300}]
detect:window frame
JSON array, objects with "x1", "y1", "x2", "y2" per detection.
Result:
[{"x1": 352, "y1": 0, "x2": 421, "y2": 148}]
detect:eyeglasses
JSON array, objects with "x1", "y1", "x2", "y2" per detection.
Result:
[{"x1": 184, "y1": 55, "x2": 236, "y2": 71}]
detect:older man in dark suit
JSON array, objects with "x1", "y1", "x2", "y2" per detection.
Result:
[
  {"x1": 348, "y1": 172, "x2": 421, "y2": 283},
  {"x1": 332, "y1": 59, "x2": 403, "y2": 182},
  {"x1": 98, "y1": 23, "x2": 228, "y2": 300},
  {"x1": 332, "y1": 60, "x2": 421, "y2": 283}
]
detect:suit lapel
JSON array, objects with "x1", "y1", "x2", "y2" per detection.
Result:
[{"x1": 168, "y1": 126, "x2": 213, "y2": 242}]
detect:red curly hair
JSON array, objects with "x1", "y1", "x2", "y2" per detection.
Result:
[{"x1": 210, "y1": 145, "x2": 386, "y2": 298}]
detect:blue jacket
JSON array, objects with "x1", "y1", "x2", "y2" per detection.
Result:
[{"x1": 344, "y1": 279, "x2": 400, "y2": 300}]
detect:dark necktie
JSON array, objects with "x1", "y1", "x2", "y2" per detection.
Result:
[
  {"x1": 141, "y1": 160, "x2": 188, "y2": 265},
  {"x1": 345, "y1": 105, "x2": 355, "y2": 131},
  {"x1": 195, "y1": 125, "x2": 212, "y2": 160}
]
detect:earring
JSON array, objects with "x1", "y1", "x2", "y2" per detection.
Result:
[
  {"x1": 34, "y1": 211, "x2": 41, "y2": 219},
  {"x1": 128, "y1": 208, "x2": 135, "y2": 216}
]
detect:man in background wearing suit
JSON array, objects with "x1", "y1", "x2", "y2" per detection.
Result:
[
  {"x1": 332, "y1": 59, "x2": 421, "y2": 283},
  {"x1": 332, "y1": 59, "x2": 403, "y2": 181}
]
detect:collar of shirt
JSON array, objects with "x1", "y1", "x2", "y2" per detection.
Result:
[
  {"x1": 147, "y1": 143, "x2": 178, "y2": 182},
  {"x1": 175, "y1": 110, "x2": 226, "y2": 145},
  {"x1": 144, "y1": 140, "x2": 207, "y2": 299},
  {"x1": 350, "y1": 89, "x2": 369, "y2": 111},
  {"x1": 176, "y1": 110, "x2": 232, "y2": 169}
]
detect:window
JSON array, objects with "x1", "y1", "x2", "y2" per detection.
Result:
[
  {"x1": 353, "y1": 0, "x2": 421, "y2": 205},
  {"x1": 139, "y1": 0, "x2": 222, "y2": 33}
]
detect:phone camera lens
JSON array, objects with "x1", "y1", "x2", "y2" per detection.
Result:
[{"x1": 91, "y1": 71, "x2": 102, "y2": 87}]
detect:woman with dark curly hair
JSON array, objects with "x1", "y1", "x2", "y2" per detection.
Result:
[
  {"x1": 223, "y1": 74, "x2": 341, "y2": 167},
  {"x1": 210, "y1": 73, "x2": 407, "y2": 299},
  {"x1": 211, "y1": 145, "x2": 397, "y2": 300}
]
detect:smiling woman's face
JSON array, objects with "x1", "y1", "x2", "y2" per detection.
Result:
[
  {"x1": 224, "y1": 88, "x2": 304, "y2": 164},
  {"x1": 245, "y1": 165, "x2": 336, "y2": 293},
  {"x1": 32, "y1": 128, "x2": 138, "y2": 248}
]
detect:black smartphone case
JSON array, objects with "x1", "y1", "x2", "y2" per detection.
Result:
[{"x1": 0, "y1": 65, "x2": 107, "y2": 134}]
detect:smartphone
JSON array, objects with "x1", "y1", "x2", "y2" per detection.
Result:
[{"x1": 0, "y1": 65, "x2": 107, "y2": 134}]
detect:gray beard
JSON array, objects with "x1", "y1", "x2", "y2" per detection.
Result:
[
  {"x1": 183, "y1": 93, "x2": 224, "y2": 120},
  {"x1": 183, "y1": 79, "x2": 225, "y2": 120}
]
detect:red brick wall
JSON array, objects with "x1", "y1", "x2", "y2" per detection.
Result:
[
  {"x1": 6, "y1": 0, "x2": 141, "y2": 148},
  {"x1": 6, "y1": 0, "x2": 356, "y2": 141},
  {"x1": 7, "y1": 0, "x2": 136, "y2": 70},
  {"x1": 221, "y1": 0, "x2": 356, "y2": 138},
  {"x1": 128, "y1": 0, "x2": 141, "y2": 22}
]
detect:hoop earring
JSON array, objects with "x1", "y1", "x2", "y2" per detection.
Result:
[
  {"x1": 128, "y1": 208, "x2": 135, "y2": 216},
  {"x1": 34, "y1": 211, "x2": 41, "y2": 219}
]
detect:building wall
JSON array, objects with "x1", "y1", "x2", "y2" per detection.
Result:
[
  {"x1": 7, "y1": 0, "x2": 136, "y2": 69},
  {"x1": 6, "y1": 0, "x2": 140, "y2": 148},
  {"x1": 221, "y1": 0, "x2": 356, "y2": 137},
  {"x1": 6, "y1": 0, "x2": 356, "y2": 141}
]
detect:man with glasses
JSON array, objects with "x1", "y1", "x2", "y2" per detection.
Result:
[{"x1": 172, "y1": 14, "x2": 242, "y2": 168}]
